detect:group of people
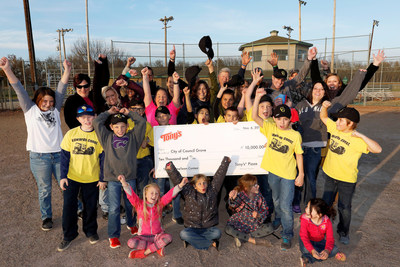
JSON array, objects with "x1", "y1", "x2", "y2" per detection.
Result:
[{"x1": 0, "y1": 37, "x2": 384, "y2": 265}]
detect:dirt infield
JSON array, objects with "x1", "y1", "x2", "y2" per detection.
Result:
[{"x1": 0, "y1": 106, "x2": 399, "y2": 267}]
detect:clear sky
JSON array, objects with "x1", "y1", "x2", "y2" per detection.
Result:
[{"x1": 1, "y1": 0, "x2": 399, "y2": 64}]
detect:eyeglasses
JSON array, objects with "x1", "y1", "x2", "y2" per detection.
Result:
[
  {"x1": 252, "y1": 183, "x2": 259, "y2": 188},
  {"x1": 129, "y1": 107, "x2": 145, "y2": 112},
  {"x1": 76, "y1": 84, "x2": 90, "y2": 89},
  {"x1": 77, "y1": 105, "x2": 94, "y2": 114}
]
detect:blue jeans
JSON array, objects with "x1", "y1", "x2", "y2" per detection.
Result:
[
  {"x1": 268, "y1": 172, "x2": 295, "y2": 240},
  {"x1": 62, "y1": 179, "x2": 98, "y2": 241},
  {"x1": 99, "y1": 188, "x2": 108, "y2": 213},
  {"x1": 180, "y1": 227, "x2": 221, "y2": 250},
  {"x1": 303, "y1": 147, "x2": 322, "y2": 204},
  {"x1": 136, "y1": 155, "x2": 153, "y2": 197},
  {"x1": 29, "y1": 152, "x2": 61, "y2": 220},
  {"x1": 169, "y1": 179, "x2": 182, "y2": 219},
  {"x1": 322, "y1": 172, "x2": 356, "y2": 237},
  {"x1": 256, "y1": 174, "x2": 274, "y2": 217},
  {"x1": 107, "y1": 180, "x2": 137, "y2": 238},
  {"x1": 299, "y1": 237, "x2": 339, "y2": 263}
]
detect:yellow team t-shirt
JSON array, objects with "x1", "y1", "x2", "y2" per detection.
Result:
[
  {"x1": 61, "y1": 127, "x2": 103, "y2": 183},
  {"x1": 260, "y1": 119, "x2": 303, "y2": 180},
  {"x1": 322, "y1": 119, "x2": 369, "y2": 183},
  {"x1": 127, "y1": 119, "x2": 154, "y2": 159},
  {"x1": 245, "y1": 107, "x2": 254, "y2": 122}
]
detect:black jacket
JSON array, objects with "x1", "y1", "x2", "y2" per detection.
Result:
[{"x1": 167, "y1": 157, "x2": 230, "y2": 228}]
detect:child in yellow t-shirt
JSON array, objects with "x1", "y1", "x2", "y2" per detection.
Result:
[
  {"x1": 320, "y1": 101, "x2": 382, "y2": 245},
  {"x1": 252, "y1": 88, "x2": 304, "y2": 251}
]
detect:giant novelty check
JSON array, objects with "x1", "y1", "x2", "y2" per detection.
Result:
[{"x1": 154, "y1": 122, "x2": 268, "y2": 178}]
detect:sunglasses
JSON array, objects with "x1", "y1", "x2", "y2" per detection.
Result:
[
  {"x1": 76, "y1": 84, "x2": 90, "y2": 89},
  {"x1": 77, "y1": 105, "x2": 94, "y2": 114}
]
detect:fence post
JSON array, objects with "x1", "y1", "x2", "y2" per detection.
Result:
[
  {"x1": 111, "y1": 40, "x2": 115, "y2": 79},
  {"x1": 8, "y1": 82, "x2": 14, "y2": 110},
  {"x1": 350, "y1": 52, "x2": 354, "y2": 80},
  {"x1": 182, "y1": 43, "x2": 185, "y2": 74},
  {"x1": 216, "y1": 42, "x2": 219, "y2": 75},
  {"x1": 149, "y1": 41, "x2": 152, "y2": 66}
]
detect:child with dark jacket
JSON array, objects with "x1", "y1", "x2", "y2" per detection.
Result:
[
  {"x1": 166, "y1": 157, "x2": 231, "y2": 250},
  {"x1": 93, "y1": 106, "x2": 146, "y2": 249}
]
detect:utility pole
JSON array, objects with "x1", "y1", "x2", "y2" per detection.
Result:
[
  {"x1": 331, "y1": 0, "x2": 336, "y2": 71},
  {"x1": 57, "y1": 28, "x2": 73, "y2": 60},
  {"x1": 57, "y1": 31, "x2": 63, "y2": 78},
  {"x1": 159, "y1": 16, "x2": 174, "y2": 67},
  {"x1": 367, "y1": 20, "x2": 379, "y2": 65},
  {"x1": 22, "y1": 0, "x2": 37, "y2": 90},
  {"x1": 283, "y1": 26, "x2": 294, "y2": 70},
  {"x1": 85, "y1": 0, "x2": 91, "y2": 76},
  {"x1": 298, "y1": 1, "x2": 307, "y2": 41}
]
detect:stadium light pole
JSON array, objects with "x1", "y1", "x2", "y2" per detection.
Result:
[
  {"x1": 160, "y1": 16, "x2": 174, "y2": 67},
  {"x1": 85, "y1": 0, "x2": 91, "y2": 76},
  {"x1": 298, "y1": 1, "x2": 307, "y2": 41},
  {"x1": 331, "y1": 0, "x2": 336, "y2": 71},
  {"x1": 283, "y1": 26, "x2": 294, "y2": 69},
  {"x1": 367, "y1": 20, "x2": 379, "y2": 65}
]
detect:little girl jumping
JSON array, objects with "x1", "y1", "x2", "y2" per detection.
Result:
[
  {"x1": 118, "y1": 174, "x2": 188, "y2": 259},
  {"x1": 225, "y1": 174, "x2": 274, "y2": 248},
  {"x1": 299, "y1": 198, "x2": 346, "y2": 266}
]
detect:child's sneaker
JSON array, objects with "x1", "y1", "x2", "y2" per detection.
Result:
[
  {"x1": 280, "y1": 238, "x2": 292, "y2": 250},
  {"x1": 339, "y1": 235, "x2": 350, "y2": 245},
  {"x1": 109, "y1": 237, "x2": 121, "y2": 248},
  {"x1": 41, "y1": 218, "x2": 53, "y2": 231},
  {"x1": 156, "y1": 247, "x2": 165, "y2": 257},
  {"x1": 89, "y1": 234, "x2": 99, "y2": 244},
  {"x1": 335, "y1": 252, "x2": 346, "y2": 261},
  {"x1": 127, "y1": 225, "x2": 138, "y2": 235},
  {"x1": 300, "y1": 256, "x2": 309, "y2": 266},
  {"x1": 120, "y1": 215, "x2": 127, "y2": 225},
  {"x1": 129, "y1": 249, "x2": 147, "y2": 259}
]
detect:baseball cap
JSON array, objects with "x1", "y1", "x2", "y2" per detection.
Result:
[
  {"x1": 331, "y1": 107, "x2": 360, "y2": 123},
  {"x1": 273, "y1": 104, "x2": 291, "y2": 119},
  {"x1": 76, "y1": 104, "x2": 95, "y2": 117}
]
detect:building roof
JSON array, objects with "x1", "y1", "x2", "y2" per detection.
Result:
[{"x1": 239, "y1": 33, "x2": 313, "y2": 51}]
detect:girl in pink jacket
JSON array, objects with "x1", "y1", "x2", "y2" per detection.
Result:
[{"x1": 118, "y1": 174, "x2": 188, "y2": 259}]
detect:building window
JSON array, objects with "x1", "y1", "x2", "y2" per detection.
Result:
[
  {"x1": 297, "y1": 50, "x2": 307, "y2": 61},
  {"x1": 249, "y1": 51, "x2": 262, "y2": 62},
  {"x1": 273, "y1": 50, "x2": 288, "y2": 61}
]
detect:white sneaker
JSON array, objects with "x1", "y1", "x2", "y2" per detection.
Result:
[{"x1": 120, "y1": 215, "x2": 126, "y2": 225}]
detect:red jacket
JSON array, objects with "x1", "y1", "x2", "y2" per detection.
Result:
[{"x1": 299, "y1": 214, "x2": 335, "y2": 253}]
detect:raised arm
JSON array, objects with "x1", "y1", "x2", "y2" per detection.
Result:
[
  {"x1": 245, "y1": 69, "x2": 263, "y2": 111},
  {"x1": 93, "y1": 54, "x2": 110, "y2": 114},
  {"x1": 251, "y1": 88, "x2": 266, "y2": 127},
  {"x1": 141, "y1": 67, "x2": 152, "y2": 107},
  {"x1": 359, "y1": 50, "x2": 385, "y2": 91},
  {"x1": 122, "y1": 57, "x2": 136, "y2": 75},
  {"x1": 0, "y1": 57, "x2": 33, "y2": 112},
  {"x1": 211, "y1": 156, "x2": 231, "y2": 192},
  {"x1": 206, "y1": 59, "x2": 219, "y2": 105},
  {"x1": 237, "y1": 88, "x2": 246, "y2": 119},
  {"x1": 172, "y1": 71, "x2": 181, "y2": 108},
  {"x1": 168, "y1": 45, "x2": 176, "y2": 76},
  {"x1": 165, "y1": 161, "x2": 183, "y2": 186},
  {"x1": 55, "y1": 60, "x2": 72, "y2": 111},
  {"x1": 238, "y1": 51, "x2": 252, "y2": 79},
  {"x1": 320, "y1": 100, "x2": 331, "y2": 125}
]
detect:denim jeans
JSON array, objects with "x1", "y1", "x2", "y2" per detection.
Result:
[
  {"x1": 322, "y1": 172, "x2": 356, "y2": 237},
  {"x1": 180, "y1": 227, "x2": 221, "y2": 250},
  {"x1": 29, "y1": 151, "x2": 61, "y2": 220},
  {"x1": 169, "y1": 179, "x2": 182, "y2": 219},
  {"x1": 303, "y1": 147, "x2": 322, "y2": 204},
  {"x1": 107, "y1": 179, "x2": 137, "y2": 238},
  {"x1": 62, "y1": 179, "x2": 98, "y2": 241},
  {"x1": 256, "y1": 174, "x2": 274, "y2": 216},
  {"x1": 99, "y1": 188, "x2": 109, "y2": 213},
  {"x1": 268, "y1": 172, "x2": 295, "y2": 240},
  {"x1": 299, "y1": 237, "x2": 339, "y2": 263},
  {"x1": 136, "y1": 155, "x2": 153, "y2": 197}
]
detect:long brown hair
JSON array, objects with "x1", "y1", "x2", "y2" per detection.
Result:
[
  {"x1": 191, "y1": 80, "x2": 211, "y2": 102},
  {"x1": 142, "y1": 183, "x2": 162, "y2": 222},
  {"x1": 32, "y1": 87, "x2": 56, "y2": 108}
]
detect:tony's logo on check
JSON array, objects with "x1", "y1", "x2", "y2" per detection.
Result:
[{"x1": 160, "y1": 130, "x2": 182, "y2": 141}]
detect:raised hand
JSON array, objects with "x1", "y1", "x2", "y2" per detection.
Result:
[
  {"x1": 126, "y1": 57, "x2": 136, "y2": 67},
  {"x1": 169, "y1": 45, "x2": 176, "y2": 61},
  {"x1": 128, "y1": 69, "x2": 138, "y2": 77},
  {"x1": 308, "y1": 47, "x2": 318, "y2": 60},
  {"x1": 172, "y1": 71, "x2": 180, "y2": 83},
  {"x1": 241, "y1": 51, "x2": 252, "y2": 66},
  {"x1": 183, "y1": 86, "x2": 190, "y2": 96},
  {"x1": 108, "y1": 106, "x2": 120, "y2": 114},
  {"x1": 251, "y1": 68, "x2": 264, "y2": 83},
  {"x1": 255, "y1": 88, "x2": 266, "y2": 98},
  {"x1": 63, "y1": 59, "x2": 72, "y2": 72},
  {"x1": 141, "y1": 67, "x2": 149, "y2": 80},
  {"x1": 267, "y1": 52, "x2": 278, "y2": 66},
  {"x1": 179, "y1": 177, "x2": 189, "y2": 188},
  {"x1": 0, "y1": 57, "x2": 10, "y2": 70},
  {"x1": 372, "y1": 50, "x2": 385, "y2": 67},
  {"x1": 119, "y1": 107, "x2": 129, "y2": 116},
  {"x1": 322, "y1": 100, "x2": 331, "y2": 108},
  {"x1": 320, "y1": 60, "x2": 329, "y2": 70},
  {"x1": 116, "y1": 79, "x2": 128, "y2": 87}
]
